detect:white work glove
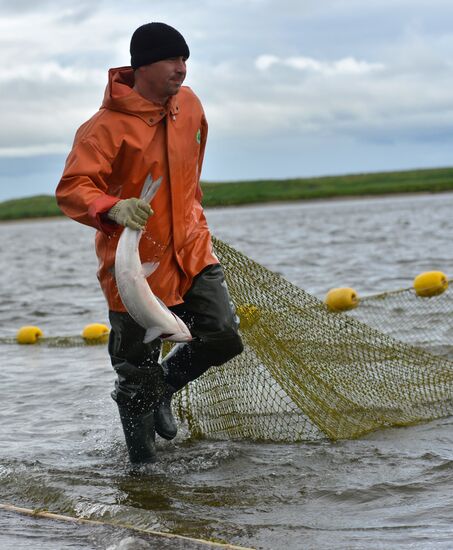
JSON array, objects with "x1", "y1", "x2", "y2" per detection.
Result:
[{"x1": 107, "y1": 198, "x2": 153, "y2": 230}]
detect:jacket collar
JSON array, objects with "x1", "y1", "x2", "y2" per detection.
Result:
[{"x1": 102, "y1": 66, "x2": 180, "y2": 126}]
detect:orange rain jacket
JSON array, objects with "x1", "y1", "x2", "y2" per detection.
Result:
[{"x1": 56, "y1": 66, "x2": 218, "y2": 311}]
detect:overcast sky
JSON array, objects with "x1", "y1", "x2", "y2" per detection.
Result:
[{"x1": 1, "y1": 0, "x2": 453, "y2": 201}]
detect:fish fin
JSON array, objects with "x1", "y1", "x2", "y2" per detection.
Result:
[
  {"x1": 142, "y1": 261, "x2": 159, "y2": 278},
  {"x1": 143, "y1": 326, "x2": 162, "y2": 343},
  {"x1": 140, "y1": 175, "x2": 163, "y2": 203}
]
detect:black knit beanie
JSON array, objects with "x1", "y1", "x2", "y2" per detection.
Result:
[{"x1": 130, "y1": 22, "x2": 190, "y2": 69}]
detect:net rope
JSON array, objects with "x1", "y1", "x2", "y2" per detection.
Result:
[
  {"x1": 348, "y1": 287, "x2": 453, "y2": 353},
  {"x1": 172, "y1": 237, "x2": 453, "y2": 442}
]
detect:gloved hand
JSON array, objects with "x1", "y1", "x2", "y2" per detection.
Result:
[{"x1": 107, "y1": 198, "x2": 153, "y2": 230}]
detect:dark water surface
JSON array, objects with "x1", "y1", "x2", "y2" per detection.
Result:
[{"x1": 1, "y1": 193, "x2": 453, "y2": 549}]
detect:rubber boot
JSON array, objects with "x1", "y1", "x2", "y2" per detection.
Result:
[
  {"x1": 154, "y1": 387, "x2": 178, "y2": 440},
  {"x1": 118, "y1": 407, "x2": 157, "y2": 464}
]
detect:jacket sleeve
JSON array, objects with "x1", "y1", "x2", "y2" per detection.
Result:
[
  {"x1": 56, "y1": 136, "x2": 120, "y2": 234},
  {"x1": 195, "y1": 113, "x2": 208, "y2": 203}
]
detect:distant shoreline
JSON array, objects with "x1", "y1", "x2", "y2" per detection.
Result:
[
  {"x1": 2, "y1": 189, "x2": 453, "y2": 225},
  {"x1": 2, "y1": 166, "x2": 453, "y2": 222},
  {"x1": 205, "y1": 188, "x2": 453, "y2": 210}
]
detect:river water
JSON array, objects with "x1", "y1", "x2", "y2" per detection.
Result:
[{"x1": 1, "y1": 193, "x2": 453, "y2": 549}]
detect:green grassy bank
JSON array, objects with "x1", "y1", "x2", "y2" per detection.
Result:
[{"x1": 1, "y1": 166, "x2": 453, "y2": 221}]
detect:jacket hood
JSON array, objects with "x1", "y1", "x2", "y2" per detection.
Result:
[{"x1": 101, "y1": 66, "x2": 179, "y2": 125}]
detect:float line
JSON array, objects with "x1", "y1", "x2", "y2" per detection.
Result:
[{"x1": 0, "y1": 503, "x2": 255, "y2": 550}]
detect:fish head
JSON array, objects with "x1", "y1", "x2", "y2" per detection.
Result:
[
  {"x1": 161, "y1": 331, "x2": 193, "y2": 343},
  {"x1": 160, "y1": 313, "x2": 193, "y2": 342}
]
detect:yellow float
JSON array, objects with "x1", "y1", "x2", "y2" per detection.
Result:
[
  {"x1": 325, "y1": 287, "x2": 359, "y2": 312},
  {"x1": 413, "y1": 271, "x2": 448, "y2": 297},
  {"x1": 16, "y1": 326, "x2": 43, "y2": 345},
  {"x1": 82, "y1": 323, "x2": 110, "y2": 343}
]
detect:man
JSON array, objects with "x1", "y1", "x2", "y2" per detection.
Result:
[{"x1": 56, "y1": 22, "x2": 243, "y2": 464}]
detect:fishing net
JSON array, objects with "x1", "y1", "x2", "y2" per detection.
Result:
[
  {"x1": 172, "y1": 237, "x2": 453, "y2": 442},
  {"x1": 348, "y1": 288, "x2": 453, "y2": 352}
]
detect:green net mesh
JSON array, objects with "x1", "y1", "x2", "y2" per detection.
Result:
[{"x1": 172, "y1": 237, "x2": 453, "y2": 442}]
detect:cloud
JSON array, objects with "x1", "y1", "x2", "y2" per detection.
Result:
[
  {"x1": 192, "y1": 24, "x2": 453, "y2": 149},
  {"x1": 0, "y1": 0, "x2": 102, "y2": 16},
  {"x1": 0, "y1": 144, "x2": 70, "y2": 158},
  {"x1": 1, "y1": 0, "x2": 453, "y2": 193},
  {"x1": 255, "y1": 54, "x2": 385, "y2": 75},
  {"x1": 0, "y1": 62, "x2": 103, "y2": 85}
]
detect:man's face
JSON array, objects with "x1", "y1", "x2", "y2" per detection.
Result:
[{"x1": 137, "y1": 56, "x2": 187, "y2": 100}]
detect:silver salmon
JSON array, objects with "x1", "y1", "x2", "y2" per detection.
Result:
[{"x1": 115, "y1": 175, "x2": 192, "y2": 343}]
